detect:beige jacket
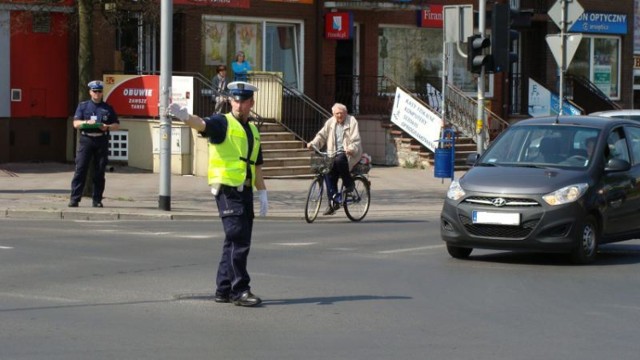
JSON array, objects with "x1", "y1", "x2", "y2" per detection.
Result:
[{"x1": 309, "y1": 115, "x2": 363, "y2": 170}]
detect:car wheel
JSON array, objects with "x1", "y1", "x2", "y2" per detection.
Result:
[
  {"x1": 446, "y1": 244, "x2": 473, "y2": 259},
  {"x1": 570, "y1": 216, "x2": 598, "y2": 264}
]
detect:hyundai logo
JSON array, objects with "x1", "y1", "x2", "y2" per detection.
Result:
[{"x1": 491, "y1": 198, "x2": 507, "y2": 207}]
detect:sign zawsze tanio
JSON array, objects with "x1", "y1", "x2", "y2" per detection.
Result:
[{"x1": 104, "y1": 75, "x2": 159, "y2": 117}]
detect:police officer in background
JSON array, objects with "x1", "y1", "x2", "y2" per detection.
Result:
[
  {"x1": 68, "y1": 80, "x2": 119, "y2": 208},
  {"x1": 167, "y1": 81, "x2": 268, "y2": 307}
]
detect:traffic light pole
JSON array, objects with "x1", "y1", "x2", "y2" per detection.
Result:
[
  {"x1": 558, "y1": 0, "x2": 567, "y2": 115},
  {"x1": 476, "y1": 0, "x2": 486, "y2": 153}
]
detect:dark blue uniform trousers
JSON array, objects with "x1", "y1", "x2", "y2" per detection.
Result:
[
  {"x1": 214, "y1": 185, "x2": 254, "y2": 299},
  {"x1": 70, "y1": 135, "x2": 109, "y2": 203}
]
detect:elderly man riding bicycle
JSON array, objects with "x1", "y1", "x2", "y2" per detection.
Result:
[{"x1": 306, "y1": 103, "x2": 363, "y2": 215}]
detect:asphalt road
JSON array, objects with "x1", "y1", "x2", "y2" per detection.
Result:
[{"x1": 2, "y1": 217, "x2": 640, "y2": 360}]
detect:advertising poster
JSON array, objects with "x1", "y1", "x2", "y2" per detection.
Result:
[
  {"x1": 391, "y1": 87, "x2": 443, "y2": 152},
  {"x1": 593, "y1": 64, "x2": 612, "y2": 96},
  {"x1": 170, "y1": 76, "x2": 195, "y2": 114},
  {"x1": 528, "y1": 78, "x2": 551, "y2": 117},
  {"x1": 103, "y1": 75, "x2": 159, "y2": 117},
  {"x1": 235, "y1": 24, "x2": 257, "y2": 66},
  {"x1": 103, "y1": 75, "x2": 194, "y2": 117},
  {"x1": 204, "y1": 22, "x2": 228, "y2": 66},
  {"x1": 528, "y1": 78, "x2": 581, "y2": 117}
]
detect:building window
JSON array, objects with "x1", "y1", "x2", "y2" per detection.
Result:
[
  {"x1": 568, "y1": 35, "x2": 621, "y2": 100},
  {"x1": 202, "y1": 16, "x2": 303, "y2": 90},
  {"x1": 377, "y1": 26, "x2": 442, "y2": 93},
  {"x1": 109, "y1": 131, "x2": 128, "y2": 161}
]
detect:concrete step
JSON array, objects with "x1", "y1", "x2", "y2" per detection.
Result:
[
  {"x1": 263, "y1": 157, "x2": 310, "y2": 168},
  {"x1": 261, "y1": 140, "x2": 305, "y2": 150},
  {"x1": 263, "y1": 148, "x2": 309, "y2": 158},
  {"x1": 262, "y1": 165, "x2": 313, "y2": 177},
  {"x1": 260, "y1": 132, "x2": 298, "y2": 142}
]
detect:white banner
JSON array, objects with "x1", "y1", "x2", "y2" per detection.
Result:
[{"x1": 391, "y1": 87, "x2": 443, "y2": 152}]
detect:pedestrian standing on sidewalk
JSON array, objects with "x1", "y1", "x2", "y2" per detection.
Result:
[
  {"x1": 167, "y1": 81, "x2": 268, "y2": 307},
  {"x1": 68, "y1": 80, "x2": 119, "y2": 208}
]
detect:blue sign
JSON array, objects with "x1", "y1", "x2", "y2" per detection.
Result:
[
  {"x1": 570, "y1": 12, "x2": 627, "y2": 34},
  {"x1": 550, "y1": 94, "x2": 582, "y2": 116}
]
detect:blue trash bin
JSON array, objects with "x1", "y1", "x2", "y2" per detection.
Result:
[
  {"x1": 434, "y1": 147, "x2": 453, "y2": 178},
  {"x1": 434, "y1": 128, "x2": 456, "y2": 180}
]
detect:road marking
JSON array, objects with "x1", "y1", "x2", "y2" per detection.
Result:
[
  {"x1": 177, "y1": 235, "x2": 211, "y2": 239},
  {"x1": 377, "y1": 244, "x2": 444, "y2": 254},
  {"x1": 273, "y1": 242, "x2": 317, "y2": 246},
  {"x1": 0, "y1": 292, "x2": 79, "y2": 303},
  {"x1": 0, "y1": 245, "x2": 13, "y2": 250}
]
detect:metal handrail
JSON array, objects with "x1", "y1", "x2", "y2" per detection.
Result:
[
  {"x1": 247, "y1": 72, "x2": 331, "y2": 142},
  {"x1": 444, "y1": 84, "x2": 510, "y2": 145},
  {"x1": 565, "y1": 73, "x2": 622, "y2": 111}
]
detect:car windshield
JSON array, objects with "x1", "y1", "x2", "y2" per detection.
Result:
[{"x1": 479, "y1": 125, "x2": 600, "y2": 168}]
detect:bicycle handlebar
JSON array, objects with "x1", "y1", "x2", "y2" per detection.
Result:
[{"x1": 308, "y1": 143, "x2": 343, "y2": 157}]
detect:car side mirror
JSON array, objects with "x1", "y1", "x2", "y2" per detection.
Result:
[
  {"x1": 604, "y1": 158, "x2": 631, "y2": 172},
  {"x1": 466, "y1": 153, "x2": 480, "y2": 166}
]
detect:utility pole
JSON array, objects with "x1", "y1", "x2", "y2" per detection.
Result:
[{"x1": 158, "y1": 0, "x2": 172, "y2": 211}]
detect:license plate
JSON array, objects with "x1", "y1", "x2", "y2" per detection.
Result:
[{"x1": 472, "y1": 210, "x2": 520, "y2": 226}]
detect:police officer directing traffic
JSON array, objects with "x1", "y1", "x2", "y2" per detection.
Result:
[
  {"x1": 68, "y1": 80, "x2": 119, "y2": 208},
  {"x1": 167, "y1": 81, "x2": 268, "y2": 307}
]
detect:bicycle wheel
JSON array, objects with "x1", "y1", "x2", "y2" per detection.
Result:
[
  {"x1": 304, "y1": 177, "x2": 324, "y2": 223},
  {"x1": 344, "y1": 176, "x2": 370, "y2": 222}
]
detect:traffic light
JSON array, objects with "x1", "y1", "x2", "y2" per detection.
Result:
[
  {"x1": 467, "y1": 34, "x2": 491, "y2": 74},
  {"x1": 491, "y1": 3, "x2": 519, "y2": 73}
]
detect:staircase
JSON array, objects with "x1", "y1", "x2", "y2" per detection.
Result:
[
  {"x1": 384, "y1": 82, "x2": 510, "y2": 171},
  {"x1": 388, "y1": 124, "x2": 476, "y2": 171},
  {"x1": 259, "y1": 121, "x2": 314, "y2": 179}
]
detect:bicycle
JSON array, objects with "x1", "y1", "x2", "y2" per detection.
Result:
[{"x1": 304, "y1": 146, "x2": 371, "y2": 223}]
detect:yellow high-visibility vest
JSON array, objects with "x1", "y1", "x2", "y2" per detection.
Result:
[{"x1": 207, "y1": 113, "x2": 260, "y2": 187}]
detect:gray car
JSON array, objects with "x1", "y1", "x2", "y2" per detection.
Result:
[
  {"x1": 441, "y1": 116, "x2": 640, "y2": 264},
  {"x1": 591, "y1": 109, "x2": 640, "y2": 121}
]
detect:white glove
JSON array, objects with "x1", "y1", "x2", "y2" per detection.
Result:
[
  {"x1": 167, "y1": 103, "x2": 189, "y2": 122},
  {"x1": 256, "y1": 189, "x2": 268, "y2": 217}
]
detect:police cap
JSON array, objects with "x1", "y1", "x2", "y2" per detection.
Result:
[
  {"x1": 88, "y1": 80, "x2": 104, "y2": 91},
  {"x1": 227, "y1": 81, "x2": 258, "y2": 101}
]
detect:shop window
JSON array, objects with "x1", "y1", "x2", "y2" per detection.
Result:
[
  {"x1": 568, "y1": 35, "x2": 621, "y2": 100},
  {"x1": 203, "y1": 20, "x2": 263, "y2": 82},
  {"x1": 203, "y1": 17, "x2": 302, "y2": 89},
  {"x1": 377, "y1": 26, "x2": 442, "y2": 94}
]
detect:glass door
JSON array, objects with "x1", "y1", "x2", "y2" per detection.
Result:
[{"x1": 265, "y1": 23, "x2": 300, "y2": 89}]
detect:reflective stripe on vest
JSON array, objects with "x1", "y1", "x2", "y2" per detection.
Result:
[{"x1": 207, "y1": 114, "x2": 260, "y2": 187}]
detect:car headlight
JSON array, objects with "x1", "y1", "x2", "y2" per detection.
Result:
[
  {"x1": 542, "y1": 183, "x2": 589, "y2": 206},
  {"x1": 447, "y1": 179, "x2": 466, "y2": 201}
]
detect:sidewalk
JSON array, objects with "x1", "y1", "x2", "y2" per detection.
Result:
[{"x1": 0, "y1": 162, "x2": 459, "y2": 221}]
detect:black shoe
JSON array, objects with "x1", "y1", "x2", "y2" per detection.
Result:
[
  {"x1": 92, "y1": 202, "x2": 103, "y2": 208},
  {"x1": 232, "y1": 291, "x2": 262, "y2": 307},
  {"x1": 68, "y1": 200, "x2": 79, "y2": 208},
  {"x1": 214, "y1": 294, "x2": 230, "y2": 303},
  {"x1": 323, "y1": 205, "x2": 336, "y2": 216}
]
